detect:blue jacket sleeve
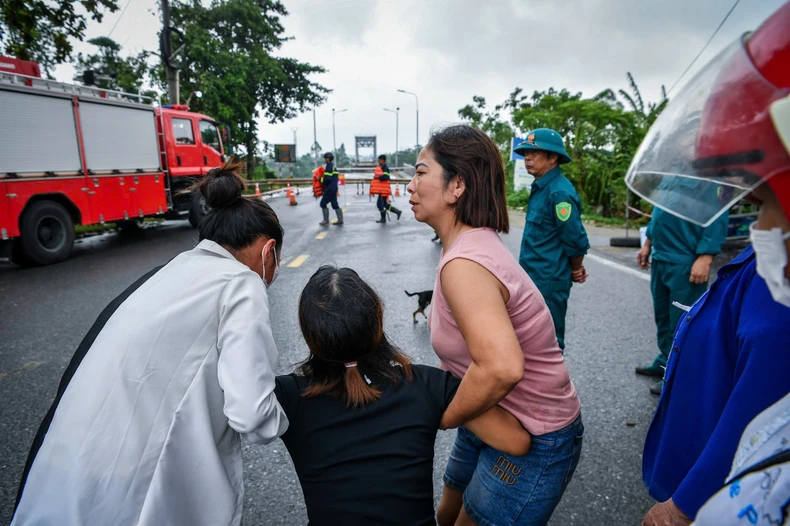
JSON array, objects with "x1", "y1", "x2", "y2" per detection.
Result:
[
  {"x1": 696, "y1": 210, "x2": 729, "y2": 255},
  {"x1": 671, "y1": 310, "x2": 790, "y2": 519},
  {"x1": 552, "y1": 191, "x2": 589, "y2": 258}
]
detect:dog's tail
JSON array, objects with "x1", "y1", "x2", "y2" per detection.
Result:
[{"x1": 404, "y1": 290, "x2": 418, "y2": 297}]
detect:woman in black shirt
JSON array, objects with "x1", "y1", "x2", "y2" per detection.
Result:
[{"x1": 274, "y1": 266, "x2": 531, "y2": 525}]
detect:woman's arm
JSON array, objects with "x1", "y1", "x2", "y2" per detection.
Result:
[
  {"x1": 438, "y1": 258, "x2": 525, "y2": 429},
  {"x1": 463, "y1": 406, "x2": 532, "y2": 456},
  {"x1": 217, "y1": 272, "x2": 289, "y2": 444}
]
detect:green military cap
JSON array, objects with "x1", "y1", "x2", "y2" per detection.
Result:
[{"x1": 514, "y1": 128, "x2": 572, "y2": 164}]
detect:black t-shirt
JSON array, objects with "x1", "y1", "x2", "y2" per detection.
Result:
[{"x1": 274, "y1": 364, "x2": 460, "y2": 526}]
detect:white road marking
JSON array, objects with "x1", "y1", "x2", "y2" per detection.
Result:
[{"x1": 586, "y1": 253, "x2": 650, "y2": 282}]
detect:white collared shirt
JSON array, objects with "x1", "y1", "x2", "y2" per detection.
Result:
[{"x1": 13, "y1": 240, "x2": 288, "y2": 526}]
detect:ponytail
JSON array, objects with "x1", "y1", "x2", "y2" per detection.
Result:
[{"x1": 343, "y1": 366, "x2": 382, "y2": 408}]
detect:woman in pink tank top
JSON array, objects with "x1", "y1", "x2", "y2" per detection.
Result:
[{"x1": 406, "y1": 125, "x2": 583, "y2": 526}]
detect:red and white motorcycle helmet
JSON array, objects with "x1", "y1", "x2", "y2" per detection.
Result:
[{"x1": 626, "y1": 1, "x2": 790, "y2": 226}]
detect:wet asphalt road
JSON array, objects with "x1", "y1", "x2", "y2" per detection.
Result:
[{"x1": 1, "y1": 187, "x2": 731, "y2": 525}]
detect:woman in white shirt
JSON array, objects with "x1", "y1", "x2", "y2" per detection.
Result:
[{"x1": 12, "y1": 160, "x2": 288, "y2": 526}]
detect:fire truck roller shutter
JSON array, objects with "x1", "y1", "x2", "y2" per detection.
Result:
[
  {"x1": 79, "y1": 102, "x2": 161, "y2": 173},
  {"x1": 0, "y1": 90, "x2": 81, "y2": 176}
]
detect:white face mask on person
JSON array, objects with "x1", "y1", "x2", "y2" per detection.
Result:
[
  {"x1": 262, "y1": 244, "x2": 280, "y2": 289},
  {"x1": 750, "y1": 222, "x2": 790, "y2": 308}
]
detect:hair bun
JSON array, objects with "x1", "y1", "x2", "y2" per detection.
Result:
[{"x1": 201, "y1": 160, "x2": 246, "y2": 208}]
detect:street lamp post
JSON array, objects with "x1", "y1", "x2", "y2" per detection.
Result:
[
  {"x1": 332, "y1": 108, "x2": 348, "y2": 157},
  {"x1": 397, "y1": 89, "x2": 419, "y2": 154},
  {"x1": 313, "y1": 108, "x2": 318, "y2": 163},
  {"x1": 291, "y1": 127, "x2": 298, "y2": 177},
  {"x1": 383, "y1": 107, "x2": 399, "y2": 167}
]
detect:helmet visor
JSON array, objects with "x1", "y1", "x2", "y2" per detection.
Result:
[{"x1": 626, "y1": 39, "x2": 780, "y2": 227}]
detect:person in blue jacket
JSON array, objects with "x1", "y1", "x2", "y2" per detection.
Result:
[
  {"x1": 515, "y1": 128, "x2": 590, "y2": 351},
  {"x1": 319, "y1": 152, "x2": 343, "y2": 226},
  {"x1": 624, "y1": 10, "x2": 790, "y2": 524},
  {"x1": 635, "y1": 161, "x2": 729, "y2": 395}
]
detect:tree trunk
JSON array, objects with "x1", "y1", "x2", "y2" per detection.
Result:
[{"x1": 246, "y1": 135, "x2": 255, "y2": 181}]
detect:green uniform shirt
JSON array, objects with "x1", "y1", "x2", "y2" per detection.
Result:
[
  {"x1": 518, "y1": 167, "x2": 590, "y2": 289},
  {"x1": 646, "y1": 207, "x2": 729, "y2": 265}
]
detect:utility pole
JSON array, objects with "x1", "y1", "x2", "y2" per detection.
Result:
[
  {"x1": 384, "y1": 107, "x2": 399, "y2": 167},
  {"x1": 398, "y1": 89, "x2": 419, "y2": 153},
  {"x1": 160, "y1": 0, "x2": 181, "y2": 104},
  {"x1": 332, "y1": 108, "x2": 347, "y2": 157}
]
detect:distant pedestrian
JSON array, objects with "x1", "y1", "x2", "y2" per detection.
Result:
[
  {"x1": 319, "y1": 152, "x2": 343, "y2": 226},
  {"x1": 515, "y1": 128, "x2": 590, "y2": 351},
  {"x1": 371, "y1": 155, "x2": 402, "y2": 223}
]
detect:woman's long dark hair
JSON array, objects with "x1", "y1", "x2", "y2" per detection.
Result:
[
  {"x1": 297, "y1": 266, "x2": 412, "y2": 407},
  {"x1": 188, "y1": 158, "x2": 283, "y2": 250}
]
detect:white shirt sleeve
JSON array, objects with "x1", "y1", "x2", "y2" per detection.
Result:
[{"x1": 216, "y1": 271, "x2": 289, "y2": 444}]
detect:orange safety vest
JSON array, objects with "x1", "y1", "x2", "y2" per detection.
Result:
[
  {"x1": 370, "y1": 167, "x2": 391, "y2": 197},
  {"x1": 312, "y1": 166, "x2": 325, "y2": 197}
]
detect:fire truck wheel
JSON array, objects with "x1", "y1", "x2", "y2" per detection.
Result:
[
  {"x1": 19, "y1": 200, "x2": 75, "y2": 265},
  {"x1": 189, "y1": 193, "x2": 209, "y2": 228}
]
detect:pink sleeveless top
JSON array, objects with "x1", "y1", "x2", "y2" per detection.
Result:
[{"x1": 429, "y1": 228, "x2": 581, "y2": 435}]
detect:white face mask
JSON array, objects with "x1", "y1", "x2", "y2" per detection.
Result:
[
  {"x1": 750, "y1": 222, "x2": 790, "y2": 308},
  {"x1": 262, "y1": 244, "x2": 280, "y2": 289}
]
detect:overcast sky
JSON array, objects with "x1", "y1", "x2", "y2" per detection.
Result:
[{"x1": 53, "y1": 0, "x2": 786, "y2": 160}]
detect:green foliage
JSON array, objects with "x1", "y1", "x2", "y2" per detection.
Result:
[
  {"x1": 0, "y1": 0, "x2": 119, "y2": 74},
  {"x1": 252, "y1": 163, "x2": 277, "y2": 180},
  {"x1": 73, "y1": 37, "x2": 157, "y2": 98},
  {"x1": 335, "y1": 143, "x2": 352, "y2": 167},
  {"x1": 378, "y1": 145, "x2": 420, "y2": 168},
  {"x1": 459, "y1": 73, "x2": 667, "y2": 218},
  {"x1": 164, "y1": 0, "x2": 330, "y2": 178},
  {"x1": 507, "y1": 188, "x2": 530, "y2": 210}
]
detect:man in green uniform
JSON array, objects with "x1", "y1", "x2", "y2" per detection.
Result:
[
  {"x1": 516, "y1": 128, "x2": 590, "y2": 351},
  {"x1": 635, "y1": 188, "x2": 729, "y2": 395}
]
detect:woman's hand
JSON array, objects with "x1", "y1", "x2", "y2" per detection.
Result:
[
  {"x1": 641, "y1": 499, "x2": 691, "y2": 526},
  {"x1": 438, "y1": 258, "x2": 524, "y2": 429},
  {"x1": 463, "y1": 406, "x2": 531, "y2": 456}
]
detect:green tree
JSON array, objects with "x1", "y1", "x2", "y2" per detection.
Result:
[
  {"x1": 73, "y1": 36, "x2": 156, "y2": 98},
  {"x1": 0, "y1": 0, "x2": 119, "y2": 74},
  {"x1": 166, "y1": 0, "x2": 330, "y2": 179},
  {"x1": 379, "y1": 146, "x2": 420, "y2": 169},
  {"x1": 335, "y1": 143, "x2": 352, "y2": 167}
]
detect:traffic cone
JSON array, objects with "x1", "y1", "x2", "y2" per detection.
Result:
[
  {"x1": 255, "y1": 183, "x2": 261, "y2": 197},
  {"x1": 288, "y1": 184, "x2": 298, "y2": 206},
  {"x1": 395, "y1": 184, "x2": 400, "y2": 197}
]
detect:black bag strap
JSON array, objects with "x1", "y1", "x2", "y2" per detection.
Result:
[
  {"x1": 14, "y1": 265, "x2": 163, "y2": 511},
  {"x1": 725, "y1": 448, "x2": 790, "y2": 486}
]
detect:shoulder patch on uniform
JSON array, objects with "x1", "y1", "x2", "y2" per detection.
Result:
[{"x1": 556, "y1": 202, "x2": 572, "y2": 222}]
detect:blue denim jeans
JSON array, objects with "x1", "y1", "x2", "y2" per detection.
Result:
[{"x1": 444, "y1": 414, "x2": 584, "y2": 526}]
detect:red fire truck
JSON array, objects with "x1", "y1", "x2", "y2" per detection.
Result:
[{"x1": 0, "y1": 57, "x2": 228, "y2": 265}]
